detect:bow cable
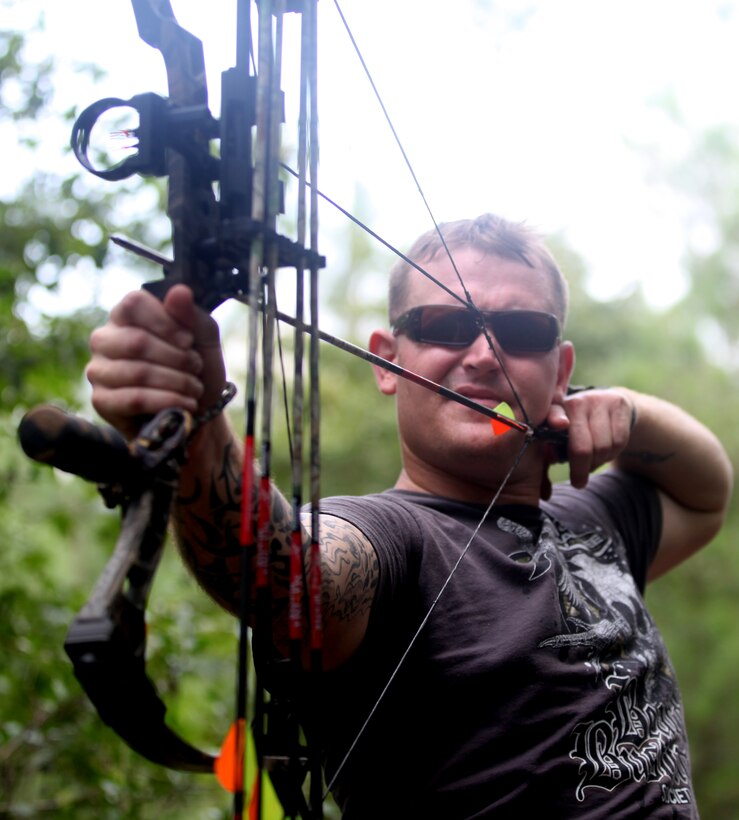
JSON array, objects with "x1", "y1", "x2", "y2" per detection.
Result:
[
  {"x1": 255, "y1": 2, "x2": 287, "y2": 813},
  {"x1": 327, "y1": 1, "x2": 540, "y2": 522},
  {"x1": 331, "y1": 0, "x2": 531, "y2": 425},
  {"x1": 306, "y1": 0, "x2": 325, "y2": 813},
  {"x1": 249, "y1": 3, "x2": 325, "y2": 817},
  {"x1": 234, "y1": 1, "x2": 285, "y2": 815}
]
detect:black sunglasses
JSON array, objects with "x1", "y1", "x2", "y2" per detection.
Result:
[{"x1": 392, "y1": 304, "x2": 560, "y2": 354}]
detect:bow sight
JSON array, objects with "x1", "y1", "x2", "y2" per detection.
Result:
[{"x1": 70, "y1": 0, "x2": 324, "y2": 311}]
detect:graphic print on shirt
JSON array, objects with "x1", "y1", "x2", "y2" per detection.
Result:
[{"x1": 497, "y1": 514, "x2": 694, "y2": 807}]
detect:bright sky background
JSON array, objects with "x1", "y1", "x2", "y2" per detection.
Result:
[{"x1": 5, "y1": 0, "x2": 739, "y2": 316}]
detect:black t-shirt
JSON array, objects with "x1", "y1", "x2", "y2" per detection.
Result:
[{"x1": 314, "y1": 470, "x2": 697, "y2": 819}]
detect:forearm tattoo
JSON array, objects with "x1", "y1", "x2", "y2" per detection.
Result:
[
  {"x1": 174, "y1": 444, "x2": 378, "y2": 657},
  {"x1": 621, "y1": 449, "x2": 675, "y2": 465},
  {"x1": 174, "y1": 439, "x2": 246, "y2": 613}
]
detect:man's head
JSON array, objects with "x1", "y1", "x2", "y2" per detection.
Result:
[
  {"x1": 371, "y1": 213, "x2": 575, "y2": 503},
  {"x1": 388, "y1": 213, "x2": 568, "y2": 326}
]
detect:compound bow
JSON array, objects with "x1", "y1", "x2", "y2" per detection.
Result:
[{"x1": 19, "y1": 2, "x2": 567, "y2": 818}]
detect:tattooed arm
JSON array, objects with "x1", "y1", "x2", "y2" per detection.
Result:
[
  {"x1": 174, "y1": 412, "x2": 379, "y2": 668},
  {"x1": 175, "y1": 414, "x2": 379, "y2": 668},
  {"x1": 614, "y1": 390, "x2": 731, "y2": 579},
  {"x1": 88, "y1": 285, "x2": 379, "y2": 669},
  {"x1": 546, "y1": 387, "x2": 733, "y2": 579}
]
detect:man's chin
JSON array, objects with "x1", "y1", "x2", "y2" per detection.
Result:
[{"x1": 451, "y1": 424, "x2": 527, "y2": 462}]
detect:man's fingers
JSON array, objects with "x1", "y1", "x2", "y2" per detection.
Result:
[
  {"x1": 566, "y1": 411, "x2": 594, "y2": 488},
  {"x1": 91, "y1": 385, "x2": 201, "y2": 439},
  {"x1": 110, "y1": 289, "x2": 195, "y2": 348},
  {"x1": 87, "y1": 358, "x2": 203, "y2": 438},
  {"x1": 545, "y1": 401, "x2": 570, "y2": 431},
  {"x1": 90, "y1": 324, "x2": 203, "y2": 375},
  {"x1": 88, "y1": 286, "x2": 228, "y2": 437},
  {"x1": 563, "y1": 389, "x2": 637, "y2": 488},
  {"x1": 87, "y1": 357, "x2": 204, "y2": 400},
  {"x1": 163, "y1": 285, "x2": 222, "y2": 350}
]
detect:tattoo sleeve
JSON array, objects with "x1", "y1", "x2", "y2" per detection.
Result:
[
  {"x1": 174, "y1": 438, "x2": 246, "y2": 613},
  {"x1": 318, "y1": 515, "x2": 379, "y2": 625},
  {"x1": 173, "y1": 438, "x2": 378, "y2": 662},
  {"x1": 621, "y1": 449, "x2": 675, "y2": 465}
]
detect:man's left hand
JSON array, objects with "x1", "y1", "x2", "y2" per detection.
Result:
[{"x1": 545, "y1": 388, "x2": 636, "y2": 489}]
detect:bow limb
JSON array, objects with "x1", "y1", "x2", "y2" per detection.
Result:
[{"x1": 18, "y1": 405, "x2": 215, "y2": 772}]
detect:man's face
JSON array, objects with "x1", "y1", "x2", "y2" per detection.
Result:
[{"x1": 371, "y1": 247, "x2": 573, "y2": 495}]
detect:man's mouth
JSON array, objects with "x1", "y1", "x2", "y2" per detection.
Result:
[{"x1": 450, "y1": 385, "x2": 504, "y2": 406}]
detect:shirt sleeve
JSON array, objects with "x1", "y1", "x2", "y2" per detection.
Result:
[{"x1": 319, "y1": 492, "x2": 424, "y2": 622}]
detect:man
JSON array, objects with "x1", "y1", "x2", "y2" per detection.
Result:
[{"x1": 87, "y1": 214, "x2": 732, "y2": 817}]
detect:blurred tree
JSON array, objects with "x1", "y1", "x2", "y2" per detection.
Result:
[{"x1": 630, "y1": 108, "x2": 739, "y2": 817}]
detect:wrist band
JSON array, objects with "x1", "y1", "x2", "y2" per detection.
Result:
[{"x1": 193, "y1": 381, "x2": 237, "y2": 429}]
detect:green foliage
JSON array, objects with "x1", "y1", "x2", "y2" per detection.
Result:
[
  {"x1": 646, "y1": 525, "x2": 739, "y2": 814},
  {"x1": 0, "y1": 26, "x2": 54, "y2": 124},
  {"x1": 266, "y1": 340, "x2": 400, "y2": 500},
  {"x1": 0, "y1": 412, "x2": 247, "y2": 818},
  {"x1": 0, "y1": 19, "x2": 237, "y2": 819},
  {"x1": 620, "y1": 110, "x2": 739, "y2": 819}
]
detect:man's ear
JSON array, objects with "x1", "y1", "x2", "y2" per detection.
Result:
[
  {"x1": 554, "y1": 340, "x2": 575, "y2": 404},
  {"x1": 369, "y1": 329, "x2": 398, "y2": 395}
]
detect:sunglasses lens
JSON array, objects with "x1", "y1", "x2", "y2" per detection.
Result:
[
  {"x1": 394, "y1": 306, "x2": 559, "y2": 353},
  {"x1": 492, "y1": 311, "x2": 559, "y2": 353},
  {"x1": 416, "y1": 306, "x2": 479, "y2": 345}
]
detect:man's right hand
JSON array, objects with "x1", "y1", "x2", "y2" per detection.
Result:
[{"x1": 86, "y1": 284, "x2": 227, "y2": 439}]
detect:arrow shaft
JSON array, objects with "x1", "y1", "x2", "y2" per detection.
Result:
[{"x1": 275, "y1": 311, "x2": 530, "y2": 435}]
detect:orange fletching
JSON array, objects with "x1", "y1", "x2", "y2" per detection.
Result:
[
  {"x1": 490, "y1": 402, "x2": 515, "y2": 437},
  {"x1": 490, "y1": 417, "x2": 511, "y2": 436},
  {"x1": 215, "y1": 719, "x2": 246, "y2": 793}
]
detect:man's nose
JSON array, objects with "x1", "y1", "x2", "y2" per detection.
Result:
[{"x1": 461, "y1": 327, "x2": 502, "y2": 370}]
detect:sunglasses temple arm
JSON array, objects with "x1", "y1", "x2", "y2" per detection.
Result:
[{"x1": 275, "y1": 311, "x2": 531, "y2": 435}]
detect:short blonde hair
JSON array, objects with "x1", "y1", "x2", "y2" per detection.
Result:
[{"x1": 388, "y1": 214, "x2": 568, "y2": 324}]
